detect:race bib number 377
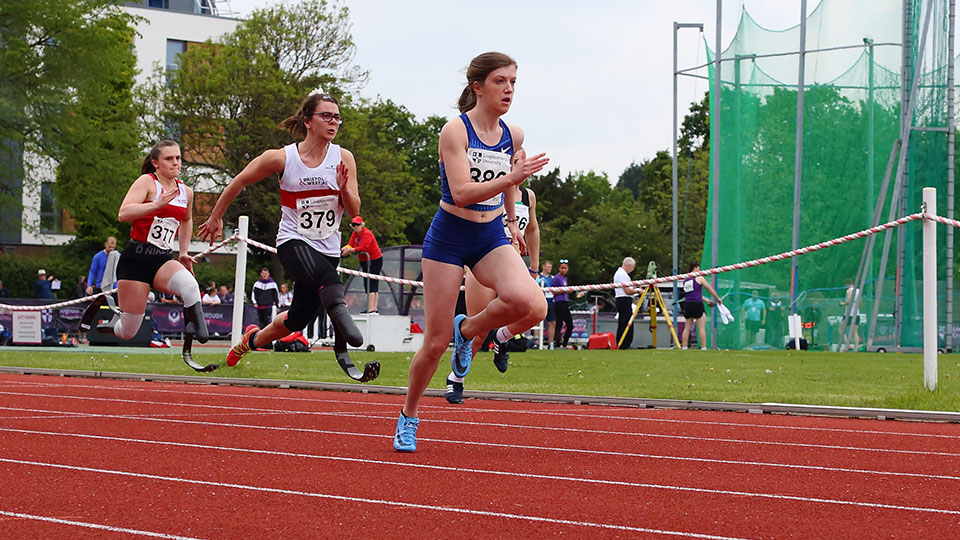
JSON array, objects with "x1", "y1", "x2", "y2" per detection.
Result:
[
  {"x1": 148, "y1": 216, "x2": 179, "y2": 251},
  {"x1": 296, "y1": 195, "x2": 340, "y2": 240}
]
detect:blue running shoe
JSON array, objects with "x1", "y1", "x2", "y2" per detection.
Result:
[
  {"x1": 393, "y1": 412, "x2": 419, "y2": 452},
  {"x1": 451, "y1": 314, "x2": 474, "y2": 378}
]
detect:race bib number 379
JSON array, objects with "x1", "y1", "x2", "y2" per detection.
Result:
[{"x1": 296, "y1": 195, "x2": 340, "y2": 240}]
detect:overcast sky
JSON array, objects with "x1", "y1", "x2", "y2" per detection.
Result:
[{"x1": 218, "y1": 1, "x2": 841, "y2": 180}]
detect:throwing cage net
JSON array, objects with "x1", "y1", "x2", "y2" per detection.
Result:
[{"x1": 702, "y1": 0, "x2": 954, "y2": 350}]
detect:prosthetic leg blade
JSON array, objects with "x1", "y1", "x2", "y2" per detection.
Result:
[
  {"x1": 334, "y1": 336, "x2": 379, "y2": 382},
  {"x1": 181, "y1": 334, "x2": 218, "y2": 372},
  {"x1": 183, "y1": 302, "x2": 209, "y2": 344},
  {"x1": 79, "y1": 295, "x2": 106, "y2": 332}
]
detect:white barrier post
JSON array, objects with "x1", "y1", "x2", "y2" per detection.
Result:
[
  {"x1": 231, "y1": 216, "x2": 249, "y2": 348},
  {"x1": 922, "y1": 188, "x2": 938, "y2": 391},
  {"x1": 788, "y1": 313, "x2": 802, "y2": 350}
]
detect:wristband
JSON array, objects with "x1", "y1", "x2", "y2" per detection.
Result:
[
  {"x1": 529, "y1": 268, "x2": 538, "y2": 274},
  {"x1": 504, "y1": 217, "x2": 519, "y2": 223}
]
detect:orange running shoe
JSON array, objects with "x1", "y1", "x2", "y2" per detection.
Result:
[{"x1": 226, "y1": 324, "x2": 259, "y2": 367}]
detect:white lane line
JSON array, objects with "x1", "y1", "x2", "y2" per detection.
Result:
[
  {"x1": 1, "y1": 393, "x2": 956, "y2": 458},
  {"x1": 1, "y1": 412, "x2": 958, "y2": 483},
  {"x1": 3, "y1": 427, "x2": 959, "y2": 515},
  {"x1": 0, "y1": 509, "x2": 204, "y2": 539},
  {"x1": 1, "y1": 379, "x2": 956, "y2": 440},
  {"x1": 0, "y1": 458, "x2": 753, "y2": 540}
]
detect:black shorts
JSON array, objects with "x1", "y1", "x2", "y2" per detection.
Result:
[
  {"x1": 116, "y1": 240, "x2": 172, "y2": 285},
  {"x1": 682, "y1": 301, "x2": 705, "y2": 320},
  {"x1": 277, "y1": 240, "x2": 340, "y2": 331},
  {"x1": 359, "y1": 257, "x2": 384, "y2": 293}
]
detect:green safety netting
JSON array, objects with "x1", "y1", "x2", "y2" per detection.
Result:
[{"x1": 702, "y1": 0, "x2": 953, "y2": 350}]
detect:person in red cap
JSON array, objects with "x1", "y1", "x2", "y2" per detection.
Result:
[{"x1": 341, "y1": 216, "x2": 383, "y2": 313}]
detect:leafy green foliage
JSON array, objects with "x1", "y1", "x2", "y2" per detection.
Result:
[{"x1": 0, "y1": 0, "x2": 140, "y2": 240}]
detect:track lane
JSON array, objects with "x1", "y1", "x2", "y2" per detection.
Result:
[{"x1": 1, "y1": 374, "x2": 959, "y2": 538}]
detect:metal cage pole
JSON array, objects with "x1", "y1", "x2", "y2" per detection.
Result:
[
  {"x1": 791, "y1": 0, "x2": 808, "y2": 317},
  {"x1": 673, "y1": 22, "x2": 703, "y2": 335},
  {"x1": 947, "y1": 0, "x2": 956, "y2": 352},
  {"x1": 710, "y1": 0, "x2": 722, "y2": 350}
]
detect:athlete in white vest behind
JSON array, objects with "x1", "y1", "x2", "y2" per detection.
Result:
[
  {"x1": 448, "y1": 182, "x2": 541, "y2": 404},
  {"x1": 198, "y1": 91, "x2": 366, "y2": 374}
]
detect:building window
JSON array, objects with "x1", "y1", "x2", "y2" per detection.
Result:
[
  {"x1": 148, "y1": 0, "x2": 169, "y2": 8},
  {"x1": 40, "y1": 182, "x2": 61, "y2": 234},
  {"x1": 166, "y1": 39, "x2": 187, "y2": 73}
]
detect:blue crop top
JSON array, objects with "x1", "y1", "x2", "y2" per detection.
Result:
[{"x1": 439, "y1": 113, "x2": 514, "y2": 212}]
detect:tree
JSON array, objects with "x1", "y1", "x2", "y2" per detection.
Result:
[
  {"x1": 615, "y1": 161, "x2": 643, "y2": 200},
  {"x1": 335, "y1": 99, "x2": 443, "y2": 247},
  {"x1": 53, "y1": 17, "x2": 141, "y2": 243},
  {"x1": 0, "y1": 1, "x2": 140, "y2": 239},
  {"x1": 143, "y1": 0, "x2": 368, "y2": 276}
]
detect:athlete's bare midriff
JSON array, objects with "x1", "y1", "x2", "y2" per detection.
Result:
[{"x1": 439, "y1": 200, "x2": 504, "y2": 223}]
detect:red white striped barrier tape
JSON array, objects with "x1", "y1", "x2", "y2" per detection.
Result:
[
  {"x1": 6, "y1": 212, "x2": 951, "y2": 313},
  {"x1": 0, "y1": 288, "x2": 119, "y2": 313}
]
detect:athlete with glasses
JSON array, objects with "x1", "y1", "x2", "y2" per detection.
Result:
[
  {"x1": 198, "y1": 91, "x2": 374, "y2": 381},
  {"x1": 393, "y1": 52, "x2": 550, "y2": 452}
]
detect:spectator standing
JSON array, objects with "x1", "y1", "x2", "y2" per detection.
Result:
[
  {"x1": 536, "y1": 260, "x2": 555, "y2": 349},
  {"x1": 251, "y1": 267, "x2": 280, "y2": 329},
  {"x1": 680, "y1": 263, "x2": 724, "y2": 350},
  {"x1": 803, "y1": 301, "x2": 823, "y2": 348},
  {"x1": 34, "y1": 269, "x2": 55, "y2": 299},
  {"x1": 840, "y1": 279, "x2": 861, "y2": 351},
  {"x1": 342, "y1": 215, "x2": 383, "y2": 314},
  {"x1": 0, "y1": 279, "x2": 10, "y2": 298},
  {"x1": 86, "y1": 236, "x2": 117, "y2": 295},
  {"x1": 552, "y1": 259, "x2": 574, "y2": 349},
  {"x1": 742, "y1": 290, "x2": 766, "y2": 344},
  {"x1": 766, "y1": 295, "x2": 786, "y2": 347},
  {"x1": 218, "y1": 285, "x2": 234, "y2": 304},
  {"x1": 278, "y1": 283, "x2": 293, "y2": 308},
  {"x1": 159, "y1": 292, "x2": 179, "y2": 304},
  {"x1": 72, "y1": 276, "x2": 88, "y2": 299},
  {"x1": 202, "y1": 284, "x2": 221, "y2": 305},
  {"x1": 613, "y1": 257, "x2": 639, "y2": 349}
]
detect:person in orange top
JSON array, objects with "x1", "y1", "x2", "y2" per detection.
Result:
[{"x1": 341, "y1": 216, "x2": 383, "y2": 313}]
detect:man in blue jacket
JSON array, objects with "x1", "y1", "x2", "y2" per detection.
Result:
[{"x1": 86, "y1": 237, "x2": 117, "y2": 295}]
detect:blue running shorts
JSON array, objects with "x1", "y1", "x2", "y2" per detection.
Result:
[{"x1": 421, "y1": 207, "x2": 511, "y2": 268}]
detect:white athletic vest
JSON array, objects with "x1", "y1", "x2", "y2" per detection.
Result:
[
  {"x1": 502, "y1": 187, "x2": 531, "y2": 239},
  {"x1": 276, "y1": 143, "x2": 344, "y2": 256}
]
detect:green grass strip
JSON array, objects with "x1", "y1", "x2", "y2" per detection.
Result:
[{"x1": 1, "y1": 348, "x2": 958, "y2": 412}]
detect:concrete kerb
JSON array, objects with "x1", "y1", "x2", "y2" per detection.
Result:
[{"x1": 0, "y1": 366, "x2": 957, "y2": 424}]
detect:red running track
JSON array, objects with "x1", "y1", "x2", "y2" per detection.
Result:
[{"x1": 0, "y1": 373, "x2": 957, "y2": 539}]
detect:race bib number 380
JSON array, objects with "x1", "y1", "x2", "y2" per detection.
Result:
[
  {"x1": 468, "y1": 148, "x2": 511, "y2": 207},
  {"x1": 148, "y1": 216, "x2": 179, "y2": 250},
  {"x1": 296, "y1": 195, "x2": 340, "y2": 240}
]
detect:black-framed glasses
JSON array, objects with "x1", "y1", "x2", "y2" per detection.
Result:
[
  {"x1": 559, "y1": 259, "x2": 569, "y2": 264},
  {"x1": 312, "y1": 111, "x2": 343, "y2": 124}
]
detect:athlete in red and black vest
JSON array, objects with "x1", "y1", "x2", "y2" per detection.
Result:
[{"x1": 100, "y1": 140, "x2": 209, "y2": 347}]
